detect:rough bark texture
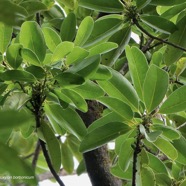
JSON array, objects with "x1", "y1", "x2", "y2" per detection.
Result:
[{"x1": 78, "y1": 101, "x2": 122, "y2": 186}]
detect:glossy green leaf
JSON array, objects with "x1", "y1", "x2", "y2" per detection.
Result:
[
  {"x1": 143, "y1": 65, "x2": 169, "y2": 113},
  {"x1": 60, "y1": 12, "x2": 76, "y2": 41},
  {"x1": 55, "y1": 72, "x2": 85, "y2": 88},
  {"x1": 61, "y1": 142, "x2": 74, "y2": 173},
  {"x1": 26, "y1": 65, "x2": 45, "y2": 79},
  {"x1": 152, "y1": 124, "x2": 180, "y2": 140},
  {"x1": 1, "y1": 70, "x2": 36, "y2": 82},
  {"x1": 150, "y1": 0, "x2": 186, "y2": 6},
  {"x1": 84, "y1": 17, "x2": 123, "y2": 47},
  {"x1": 92, "y1": 65, "x2": 112, "y2": 80},
  {"x1": 40, "y1": 121, "x2": 61, "y2": 172},
  {"x1": 79, "y1": 122, "x2": 131, "y2": 152},
  {"x1": 71, "y1": 80, "x2": 104, "y2": 99},
  {"x1": 97, "y1": 69, "x2": 139, "y2": 111},
  {"x1": 20, "y1": 1, "x2": 47, "y2": 15},
  {"x1": 79, "y1": 0, "x2": 124, "y2": 13},
  {"x1": 136, "y1": 0, "x2": 151, "y2": 9},
  {"x1": 56, "y1": 0, "x2": 75, "y2": 9},
  {"x1": 6, "y1": 44, "x2": 23, "y2": 69},
  {"x1": 118, "y1": 138, "x2": 135, "y2": 171},
  {"x1": 0, "y1": 109, "x2": 33, "y2": 129},
  {"x1": 44, "y1": 103, "x2": 87, "y2": 140},
  {"x1": 155, "y1": 173, "x2": 172, "y2": 186},
  {"x1": 42, "y1": 27, "x2": 62, "y2": 52},
  {"x1": 159, "y1": 86, "x2": 186, "y2": 114},
  {"x1": 125, "y1": 46, "x2": 148, "y2": 100},
  {"x1": 52, "y1": 42, "x2": 74, "y2": 62},
  {"x1": 98, "y1": 97, "x2": 133, "y2": 121},
  {"x1": 21, "y1": 48, "x2": 41, "y2": 66},
  {"x1": 20, "y1": 21, "x2": 46, "y2": 62},
  {"x1": 61, "y1": 89, "x2": 88, "y2": 112},
  {"x1": 153, "y1": 137, "x2": 178, "y2": 160},
  {"x1": 68, "y1": 55, "x2": 100, "y2": 79},
  {"x1": 180, "y1": 179, "x2": 186, "y2": 186},
  {"x1": 66, "y1": 47, "x2": 89, "y2": 65},
  {"x1": 88, "y1": 42, "x2": 118, "y2": 57},
  {"x1": 164, "y1": 16, "x2": 186, "y2": 65},
  {"x1": 0, "y1": 22, "x2": 13, "y2": 54},
  {"x1": 139, "y1": 167, "x2": 156, "y2": 186},
  {"x1": 141, "y1": 15, "x2": 177, "y2": 34},
  {"x1": 88, "y1": 112, "x2": 123, "y2": 133},
  {"x1": 0, "y1": 0, "x2": 27, "y2": 26},
  {"x1": 0, "y1": 142, "x2": 37, "y2": 184},
  {"x1": 74, "y1": 16, "x2": 94, "y2": 46}
]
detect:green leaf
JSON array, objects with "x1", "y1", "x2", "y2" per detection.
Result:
[
  {"x1": 71, "y1": 80, "x2": 104, "y2": 99},
  {"x1": 20, "y1": 1, "x2": 47, "y2": 15},
  {"x1": 84, "y1": 17, "x2": 123, "y2": 47},
  {"x1": 0, "y1": 142, "x2": 37, "y2": 185},
  {"x1": 141, "y1": 15, "x2": 177, "y2": 34},
  {"x1": 21, "y1": 48, "x2": 41, "y2": 66},
  {"x1": 52, "y1": 41, "x2": 74, "y2": 63},
  {"x1": 66, "y1": 46, "x2": 89, "y2": 65},
  {"x1": 61, "y1": 142, "x2": 74, "y2": 173},
  {"x1": 79, "y1": 122, "x2": 131, "y2": 152},
  {"x1": 118, "y1": 138, "x2": 135, "y2": 171},
  {"x1": 164, "y1": 16, "x2": 186, "y2": 65},
  {"x1": 92, "y1": 65, "x2": 112, "y2": 80},
  {"x1": 150, "y1": 0, "x2": 186, "y2": 6},
  {"x1": 140, "y1": 167, "x2": 156, "y2": 186},
  {"x1": 88, "y1": 42, "x2": 118, "y2": 57},
  {"x1": 180, "y1": 179, "x2": 186, "y2": 186},
  {"x1": 61, "y1": 89, "x2": 88, "y2": 112},
  {"x1": 143, "y1": 65, "x2": 169, "y2": 113},
  {"x1": 26, "y1": 65, "x2": 45, "y2": 79},
  {"x1": 60, "y1": 12, "x2": 76, "y2": 41},
  {"x1": 0, "y1": 0, "x2": 27, "y2": 26},
  {"x1": 97, "y1": 97, "x2": 133, "y2": 121},
  {"x1": 159, "y1": 86, "x2": 186, "y2": 114},
  {"x1": 152, "y1": 124, "x2": 180, "y2": 140},
  {"x1": 74, "y1": 16, "x2": 94, "y2": 47},
  {"x1": 136, "y1": 0, "x2": 151, "y2": 9},
  {"x1": 42, "y1": 27, "x2": 62, "y2": 52},
  {"x1": 44, "y1": 103, "x2": 87, "y2": 140},
  {"x1": 6, "y1": 44, "x2": 23, "y2": 69},
  {"x1": 79, "y1": 0, "x2": 124, "y2": 13},
  {"x1": 125, "y1": 46, "x2": 148, "y2": 100},
  {"x1": 0, "y1": 109, "x2": 33, "y2": 130},
  {"x1": 68, "y1": 55, "x2": 100, "y2": 79},
  {"x1": 56, "y1": 0, "x2": 75, "y2": 9},
  {"x1": 20, "y1": 21, "x2": 46, "y2": 62},
  {"x1": 0, "y1": 22, "x2": 13, "y2": 54},
  {"x1": 153, "y1": 137, "x2": 178, "y2": 160},
  {"x1": 97, "y1": 69, "x2": 139, "y2": 111},
  {"x1": 1, "y1": 70, "x2": 36, "y2": 82},
  {"x1": 55, "y1": 72, "x2": 85, "y2": 88},
  {"x1": 40, "y1": 121, "x2": 61, "y2": 172}
]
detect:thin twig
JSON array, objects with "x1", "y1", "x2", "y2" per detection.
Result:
[
  {"x1": 32, "y1": 140, "x2": 41, "y2": 169},
  {"x1": 133, "y1": 18, "x2": 186, "y2": 52},
  {"x1": 176, "y1": 122, "x2": 186, "y2": 130}
]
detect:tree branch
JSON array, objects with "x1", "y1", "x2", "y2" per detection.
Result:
[
  {"x1": 133, "y1": 18, "x2": 186, "y2": 52},
  {"x1": 32, "y1": 140, "x2": 41, "y2": 169}
]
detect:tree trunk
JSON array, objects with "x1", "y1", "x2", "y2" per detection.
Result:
[{"x1": 78, "y1": 101, "x2": 122, "y2": 186}]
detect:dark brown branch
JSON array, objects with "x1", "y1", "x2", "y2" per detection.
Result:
[
  {"x1": 133, "y1": 18, "x2": 186, "y2": 52},
  {"x1": 32, "y1": 140, "x2": 41, "y2": 169},
  {"x1": 36, "y1": 13, "x2": 41, "y2": 26}
]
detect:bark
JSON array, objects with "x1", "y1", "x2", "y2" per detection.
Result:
[{"x1": 78, "y1": 101, "x2": 122, "y2": 186}]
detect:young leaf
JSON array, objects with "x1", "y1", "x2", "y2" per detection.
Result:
[
  {"x1": 97, "y1": 97, "x2": 133, "y2": 121},
  {"x1": 79, "y1": 0, "x2": 124, "y2": 13},
  {"x1": 97, "y1": 69, "x2": 139, "y2": 111},
  {"x1": 153, "y1": 137, "x2": 178, "y2": 160},
  {"x1": 159, "y1": 86, "x2": 186, "y2": 114},
  {"x1": 74, "y1": 16, "x2": 94, "y2": 47},
  {"x1": 42, "y1": 27, "x2": 62, "y2": 52},
  {"x1": 79, "y1": 122, "x2": 131, "y2": 152},
  {"x1": 125, "y1": 46, "x2": 148, "y2": 100},
  {"x1": 51, "y1": 41, "x2": 74, "y2": 63},
  {"x1": 60, "y1": 12, "x2": 76, "y2": 41},
  {"x1": 6, "y1": 44, "x2": 23, "y2": 69},
  {"x1": 0, "y1": 22, "x2": 13, "y2": 54},
  {"x1": 141, "y1": 15, "x2": 177, "y2": 34},
  {"x1": 1, "y1": 70, "x2": 36, "y2": 82},
  {"x1": 143, "y1": 65, "x2": 168, "y2": 113},
  {"x1": 40, "y1": 121, "x2": 61, "y2": 172},
  {"x1": 164, "y1": 16, "x2": 186, "y2": 65},
  {"x1": 20, "y1": 21, "x2": 46, "y2": 62}
]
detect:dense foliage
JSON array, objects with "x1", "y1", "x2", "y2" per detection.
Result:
[{"x1": 0, "y1": 0, "x2": 186, "y2": 185}]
